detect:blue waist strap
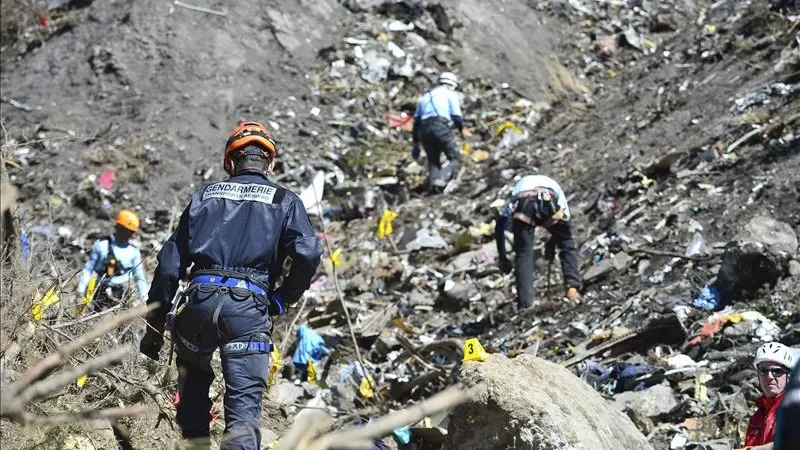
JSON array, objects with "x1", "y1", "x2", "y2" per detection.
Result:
[
  {"x1": 222, "y1": 341, "x2": 271, "y2": 353},
  {"x1": 191, "y1": 274, "x2": 267, "y2": 298},
  {"x1": 176, "y1": 331, "x2": 273, "y2": 355}
]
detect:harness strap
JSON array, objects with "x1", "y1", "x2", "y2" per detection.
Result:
[
  {"x1": 175, "y1": 328, "x2": 216, "y2": 354},
  {"x1": 175, "y1": 328, "x2": 273, "y2": 355}
]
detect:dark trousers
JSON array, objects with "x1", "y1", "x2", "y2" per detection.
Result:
[
  {"x1": 91, "y1": 284, "x2": 127, "y2": 312},
  {"x1": 512, "y1": 220, "x2": 581, "y2": 308},
  {"x1": 174, "y1": 285, "x2": 271, "y2": 450},
  {"x1": 774, "y1": 366, "x2": 800, "y2": 450},
  {"x1": 420, "y1": 117, "x2": 461, "y2": 190}
]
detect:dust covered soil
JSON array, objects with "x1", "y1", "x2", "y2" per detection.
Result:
[{"x1": 1, "y1": 0, "x2": 799, "y2": 449}]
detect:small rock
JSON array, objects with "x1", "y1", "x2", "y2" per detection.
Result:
[
  {"x1": 361, "y1": 50, "x2": 392, "y2": 84},
  {"x1": 403, "y1": 228, "x2": 447, "y2": 251},
  {"x1": 612, "y1": 252, "x2": 634, "y2": 271},
  {"x1": 789, "y1": 260, "x2": 800, "y2": 277},
  {"x1": 260, "y1": 428, "x2": 279, "y2": 444},
  {"x1": 438, "y1": 280, "x2": 478, "y2": 310},
  {"x1": 271, "y1": 381, "x2": 304, "y2": 406},
  {"x1": 584, "y1": 257, "x2": 615, "y2": 282},
  {"x1": 615, "y1": 383, "x2": 678, "y2": 418},
  {"x1": 740, "y1": 215, "x2": 798, "y2": 256}
]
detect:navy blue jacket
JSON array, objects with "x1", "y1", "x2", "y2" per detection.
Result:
[{"x1": 146, "y1": 171, "x2": 322, "y2": 332}]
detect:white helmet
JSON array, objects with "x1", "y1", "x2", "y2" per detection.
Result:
[
  {"x1": 753, "y1": 342, "x2": 796, "y2": 369},
  {"x1": 438, "y1": 72, "x2": 459, "y2": 87}
]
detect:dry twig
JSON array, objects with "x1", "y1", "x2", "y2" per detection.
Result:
[
  {"x1": 276, "y1": 387, "x2": 469, "y2": 450},
  {"x1": 0, "y1": 304, "x2": 156, "y2": 425},
  {"x1": 309, "y1": 175, "x2": 383, "y2": 406},
  {"x1": 7, "y1": 303, "x2": 155, "y2": 393},
  {"x1": 173, "y1": 1, "x2": 227, "y2": 16},
  {"x1": 22, "y1": 405, "x2": 148, "y2": 425}
]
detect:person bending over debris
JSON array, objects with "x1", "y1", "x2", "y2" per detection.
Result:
[
  {"x1": 411, "y1": 71, "x2": 471, "y2": 193},
  {"x1": 76, "y1": 209, "x2": 148, "y2": 310},
  {"x1": 494, "y1": 174, "x2": 582, "y2": 308},
  {"x1": 773, "y1": 357, "x2": 799, "y2": 450},
  {"x1": 140, "y1": 121, "x2": 322, "y2": 450},
  {"x1": 735, "y1": 342, "x2": 796, "y2": 450}
]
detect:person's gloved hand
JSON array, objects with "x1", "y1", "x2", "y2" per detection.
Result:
[
  {"x1": 498, "y1": 257, "x2": 513, "y2": 275},
  {"x1": 545, "y1": 239, "x2": 556, "y2": 262},
  {"x1": 411, "y1": 145, "x2": 421, "y2": 160},
  {"x1": 139, "y1": 329, "x2": 163, "y2": 361},
  {"x1": 268, "y1": 291, "x2": 286, "y2": 316}
]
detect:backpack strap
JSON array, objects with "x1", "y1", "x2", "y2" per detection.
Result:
[{"x1": 100, "y1": 236, "x2": 130, "y2": 277}]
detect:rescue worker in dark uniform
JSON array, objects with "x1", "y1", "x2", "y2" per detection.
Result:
[
  {"x1": 411, "y1": 72, "x2": 471, "y2": 192},
  {"x1": 495, "y1": 174, "x2": 582, "y2": 309},
  {"x1": 773, "y1": 359, "x2": 799, "y2": 450},
  {"x1": 139, "y1": 121, "x2": 322, "y2": 449}
]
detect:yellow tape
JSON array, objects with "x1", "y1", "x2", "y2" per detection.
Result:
[{"x1": 32, "y1": 284, "x2": 60, "y2": 322}]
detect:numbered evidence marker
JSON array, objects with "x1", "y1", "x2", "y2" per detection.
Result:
[{"x1": 462, "y1": 337, "x2": 490, "y2": 362}]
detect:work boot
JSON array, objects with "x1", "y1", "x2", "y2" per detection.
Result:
[{"x1": 566, "y1": 287, "x2": 582, "y2": 302}]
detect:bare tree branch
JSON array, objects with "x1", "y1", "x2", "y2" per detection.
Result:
[
  {"x1": 7, "y1": 303, "x2": 155, "y2": 394},
  {"x1": 21, "y1": 405, "x2": 149, "y2": 425},
  {"x1": 277, "y1": 387, "x2": 470, "y2": 450},
  {"x1": 14, "y1": 345, "x2": 132, "y2": 407},
  {"x1": 0, "y1": 304, "x2": 157, "y2": 425}
]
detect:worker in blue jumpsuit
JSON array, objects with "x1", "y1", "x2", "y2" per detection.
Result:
[
  {"x1": 411, "y1": 71, "x2": 471, "y2": 192},
  {"x1": 139, "y1": 122, "x2": 322, "y2": 450},
  {"x1": 76, "y1": 209, "x2": 148, "y2": 310}
]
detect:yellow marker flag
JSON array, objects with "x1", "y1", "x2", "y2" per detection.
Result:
[
  {"x1": 268, "y1": 346, "x2": 282, "y2": 385},
  {"x1": 330, "y1": 248, "x2": 343, "y2": 267},
  {"x1": 359, "y1": 376, "x2": 375, "y2": 399},
  {"x1": 376, "y1": 210, "x2": 398, "y2": 240},
  {"x1": 307, "y1": 360, "x2": 317, "y2": 384},
  {"x1": 32, "y1": 284, "x2": 60, "y2": 322},
  {"x1": 76, "y1": 275, "x2": 97, "y2": 317},
  {"x1": 76, "y1": 374, "x2": 88, "y2": 388},
  {"x1": 495, "y1": 121, "x2": 522, "y2": 137}
]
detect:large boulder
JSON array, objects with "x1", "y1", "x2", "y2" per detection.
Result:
[
  {"x1": 716, "y1": 216, "x2": 798, "y2": 303},
  {"x1": 446, "y1": 354, "x2": 653, "y2": 450}
]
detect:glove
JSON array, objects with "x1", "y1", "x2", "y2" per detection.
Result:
[
  {"x1": 498, "y1": 257, "x2": 513, "y2": 275},
  {"x1": 545, "y1": 239, "x2": 556, "y2": 262},
  {"x1": 411, "y1": 145, "x2": 421, "y2": 160},
  {"x1": 268, "y1": 291, "x2": 286, "y2": 316},
  {"x1": 139, "y1": 329, "x2": 163, "y2": 361}
]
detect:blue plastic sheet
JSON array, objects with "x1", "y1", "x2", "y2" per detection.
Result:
[
  {"x1": 393, "y1": 427, "x2": 412, "y2": 444},
  {"x1": 692, "y1": 285, "x2": 721, "y2": 311},
  {"x1": 292, "y1": 323, "x2": 331, "y2": 368}
]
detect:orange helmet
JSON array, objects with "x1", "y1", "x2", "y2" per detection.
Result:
[
  {"x1": 223, "y1": 121, "x2": 277, "y2": 175},
  {"x1": 116, "y1": 209, "x2": 140, "y2": 232}
]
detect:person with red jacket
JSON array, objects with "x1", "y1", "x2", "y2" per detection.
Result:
[{"x1": 736, "y1": 342, "x2": 796, "y2": 450}]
